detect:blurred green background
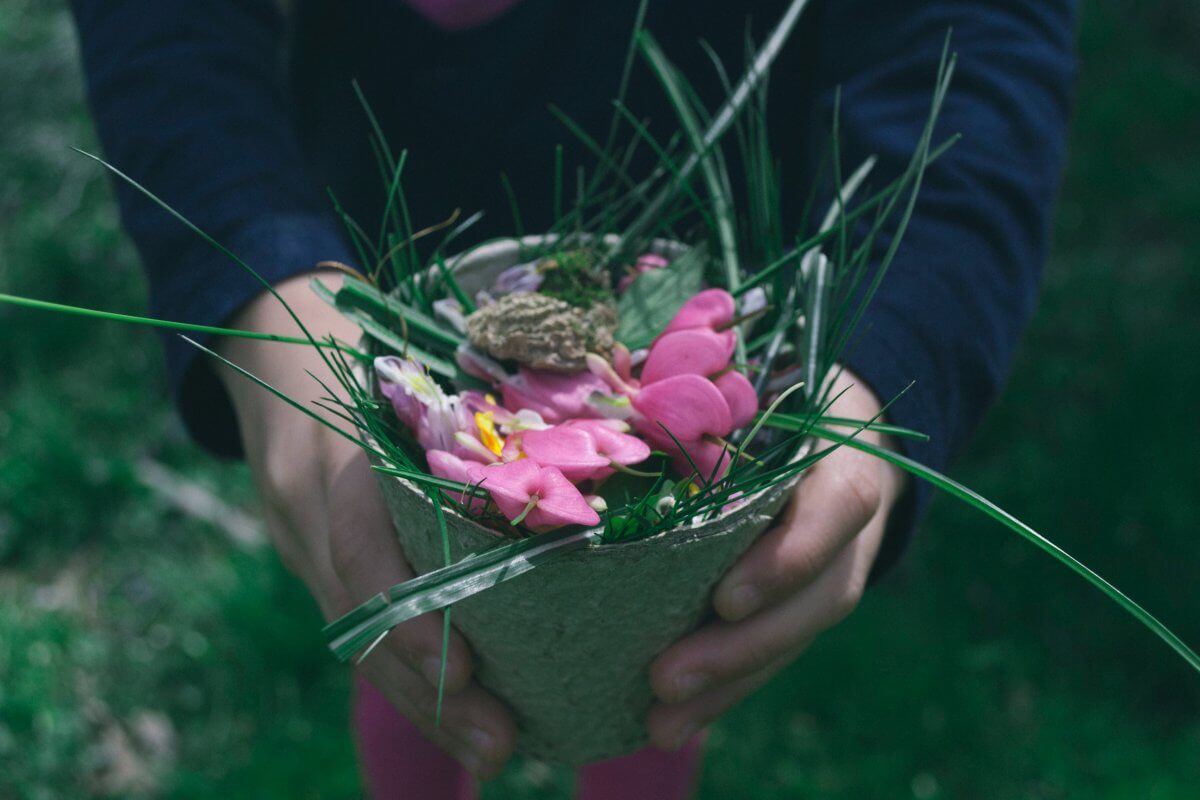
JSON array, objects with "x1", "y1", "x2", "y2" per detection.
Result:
[{"x1": 1, "y1": 1, "x2": 1198, "y2": 797}]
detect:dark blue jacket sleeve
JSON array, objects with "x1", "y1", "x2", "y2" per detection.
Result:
[
  {"x1": 70, "y1": 0, "x2": 355, "y2": 457},
  {"x1": 810, "y1": 0, "x2": 1077, "y2": 577}
]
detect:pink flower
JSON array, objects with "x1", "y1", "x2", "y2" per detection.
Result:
[
  {"x1": 500, "y1": 368, "x2": 612, "y2": 423},
  {"x1": 713, "y1": 369, "x2": 759, "y2": 429},
  {"x1": 631, "y1": 374, "x2": 735, "y2": 479},
  {"x1": 516, "y1": 426, "x2": 611, "y2": 482},
  {"x1": 472, "y1": 459, "x2": 601, "y2": 532},
  {"x1": 660, "y1": 288, "x2": 736, "y2": 337},
  {"x1": 639, "y1": 328, "x2": 735, "y2": 384},
  {"x1": 513, "y1": 419, "x2": 652, "y2": 483}
]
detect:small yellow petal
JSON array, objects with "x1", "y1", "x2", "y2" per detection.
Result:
[{"x1": 475, "y1": 411, "x2": 505, "y2": 456}]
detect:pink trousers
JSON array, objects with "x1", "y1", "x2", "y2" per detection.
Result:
[{"x1": 354, "y1": 678, "x2": 705, "y2": 799}]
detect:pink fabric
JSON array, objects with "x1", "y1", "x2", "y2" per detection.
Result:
[
  {"x1": 353, "y1": 677, "x2": 705, "y2": 799},
  {"x1": 404, "y1": 0, "x2": 523, "y2": 31}
]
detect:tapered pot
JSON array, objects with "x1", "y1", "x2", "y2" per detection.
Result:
[{"x1": 367, "y1": 237, "x2": 806, "y2": 765}]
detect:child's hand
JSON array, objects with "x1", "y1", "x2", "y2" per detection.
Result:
[
  {"x1": 647, "y1": 368, "x2": 906, "y2": 750},
  {"x1": 217, "y1": 273, "x2": 516, "y2": 779}
]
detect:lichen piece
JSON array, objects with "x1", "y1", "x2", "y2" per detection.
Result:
[{"x1": 466, "y1": 292, "x2": 617, "y2": 373}]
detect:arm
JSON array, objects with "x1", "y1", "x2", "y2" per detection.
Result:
[
  {"x1": 647, "y1": 0, "x2": 1076, "y2": 748},
  {"x1": 70, "y1": 3, "x2": 514, "y2": 776},
  {"x1": 70, "y1": 0, "x2": 352, "y2": 455}
]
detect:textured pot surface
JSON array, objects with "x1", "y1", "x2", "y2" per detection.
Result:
[{"x1": 370, "y1": 237, "x2": 806, "y2": 764}]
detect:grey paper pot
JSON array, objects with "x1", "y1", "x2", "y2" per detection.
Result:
[{"x1": 366, "y1": 237, "x2": 807, "y2": 765}]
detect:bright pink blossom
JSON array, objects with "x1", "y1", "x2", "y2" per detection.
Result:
[
  {"x1": 660, "y1": 288, "x2": 736, "y2": 338},
  {"x1": 639, "y1": 328, "x2": 734, "y2": 384},
  {"x1": 713, "y1": 370, "x2": 759, "y2": 429},
  {"x1": 513, "y1": 420, "x2": 652, "y2": 482},
  {"x1": 517, "y1": 426, "x2": 612, "y2": 482},
  {"x1": 472, "y1": 459, "x2": 601, "y2": 531}
]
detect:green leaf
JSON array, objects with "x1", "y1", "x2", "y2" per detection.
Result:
[{"x1": 616, "y1": 246, "x2": 707, "y2": 348}]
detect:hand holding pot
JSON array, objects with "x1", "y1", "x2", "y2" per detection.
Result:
[
  {"x1": 218, "y1": 272, "x2": 515, "y2": 779},
  {"x1": 647, "y1": 368, "x2": 907, "y2": 750}
]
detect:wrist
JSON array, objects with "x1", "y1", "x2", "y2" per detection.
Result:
[{"x1": 216, "y1": 270, "x2": 360, "y2": 430}]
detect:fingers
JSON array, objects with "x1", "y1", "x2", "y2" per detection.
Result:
[
  {"x1": 651, "y1": 515, "x2": 884, "y2": 705},
  {"x1": 647, "y1": 647, "x2": 799, "y2": 751},
  {"x1": 326, "y1": 447, "x2": 473, "y2": 694},
  {"x1": 358, "y1": 647, "x2": 518, "y2": 780},
  {"x1": 713, "y1": 442, "x2": 883, "y2": 621}
]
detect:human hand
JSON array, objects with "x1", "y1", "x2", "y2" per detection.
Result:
[
  {"x1": 646, "y1": 368, "x2": 907, "y2": 749},
  {"x1": 217, "y1": 272, "x2": 516, "y2": 778}
]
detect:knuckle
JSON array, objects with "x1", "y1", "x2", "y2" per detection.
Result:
[{"x1": 829, "y1": 459, "x2": 882, "y2": 525}]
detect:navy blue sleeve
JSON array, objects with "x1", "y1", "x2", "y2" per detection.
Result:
[
  {"x1": 810, "y1": 0, "x2": 1077, "y2": 578},
  {"x1": 70, "y1": 0, "x2": 355, "y2": 457}
]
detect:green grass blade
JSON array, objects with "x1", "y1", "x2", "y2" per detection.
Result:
[
  {"x1": 811, "y1": 426, "x2": 1200, "y2": 676},
  {"x1": 0, "y1": 292, "x2": 367, "y2": 358}
]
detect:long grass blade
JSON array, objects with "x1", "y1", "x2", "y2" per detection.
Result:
[{"x1": 810, "y1": 426, "x2": 1200, "y2": 675}]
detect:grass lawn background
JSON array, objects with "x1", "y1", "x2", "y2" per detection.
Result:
[{"x1": 1, "y1": 1, "x2": 1198, "y2": 796}]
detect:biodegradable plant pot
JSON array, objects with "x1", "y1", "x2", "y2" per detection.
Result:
[{"x1": 367, "y1": 237, "x2": 808, "y2": 765}]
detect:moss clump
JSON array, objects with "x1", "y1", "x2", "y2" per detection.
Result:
[{"x1": 537, "y1": 249, "x2": 614, "y2": 308}]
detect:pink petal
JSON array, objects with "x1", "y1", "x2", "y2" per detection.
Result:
[
  {"x1": 524, "y1": 466, "x2": 602, "y2": 531},
  {"x1": 713, "y1": 370, "x2": 759, "y2": 429},
  {"x1": 612, "y1": 343, "x2": 633, "y2": 382},
  {"x1": 661, "y1": 288, "x2": 736, "y2": 337},
  {"x1": 633, "y1": 373, "x2": 733, "y2": 445},
  {"x1": 519, "y1": 426, "x2": 611, "y2": 483},
  {"x1": 425, "y1": 450, "x2": 487, "y2": 512},
  {"x1": 671, "y1": 437, "x2": 733, "y2": 482},
  {"x1": 640, "y1": 328, "x2": 734, "y2": 384},
  {"x1": 472, "y1": 460, "x2": 600, "y2": 531},
  {"x1": 564, "y1": 420, "x2": 651, "y2": 467},
  {"x1": 471, "y1": 459, "x2": 538, "y2": 519},
  {"x1": 501, "y1": 368, "x2": 610, "y2": 423},
  {"x1": 426, "y1": 449, "x2": 477, "y2": 484}
]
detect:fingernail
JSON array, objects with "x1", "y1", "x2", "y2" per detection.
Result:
[
  {"x1": 673, "y1": 672, "x2": 709, "y2": 702},
  {"x1": 422, "y1": 655, "x2": 446, "y2": 687},
  {"x1": 466, "y1": 726, "x2": 495, "y2": 757},
  {"x1": 726, "y1": 584, "x2": 762, "y2": 619}
]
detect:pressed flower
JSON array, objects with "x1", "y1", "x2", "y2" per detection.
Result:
[{"x1": 472, "y1": 459, "x2": 601, "y2": 532}]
